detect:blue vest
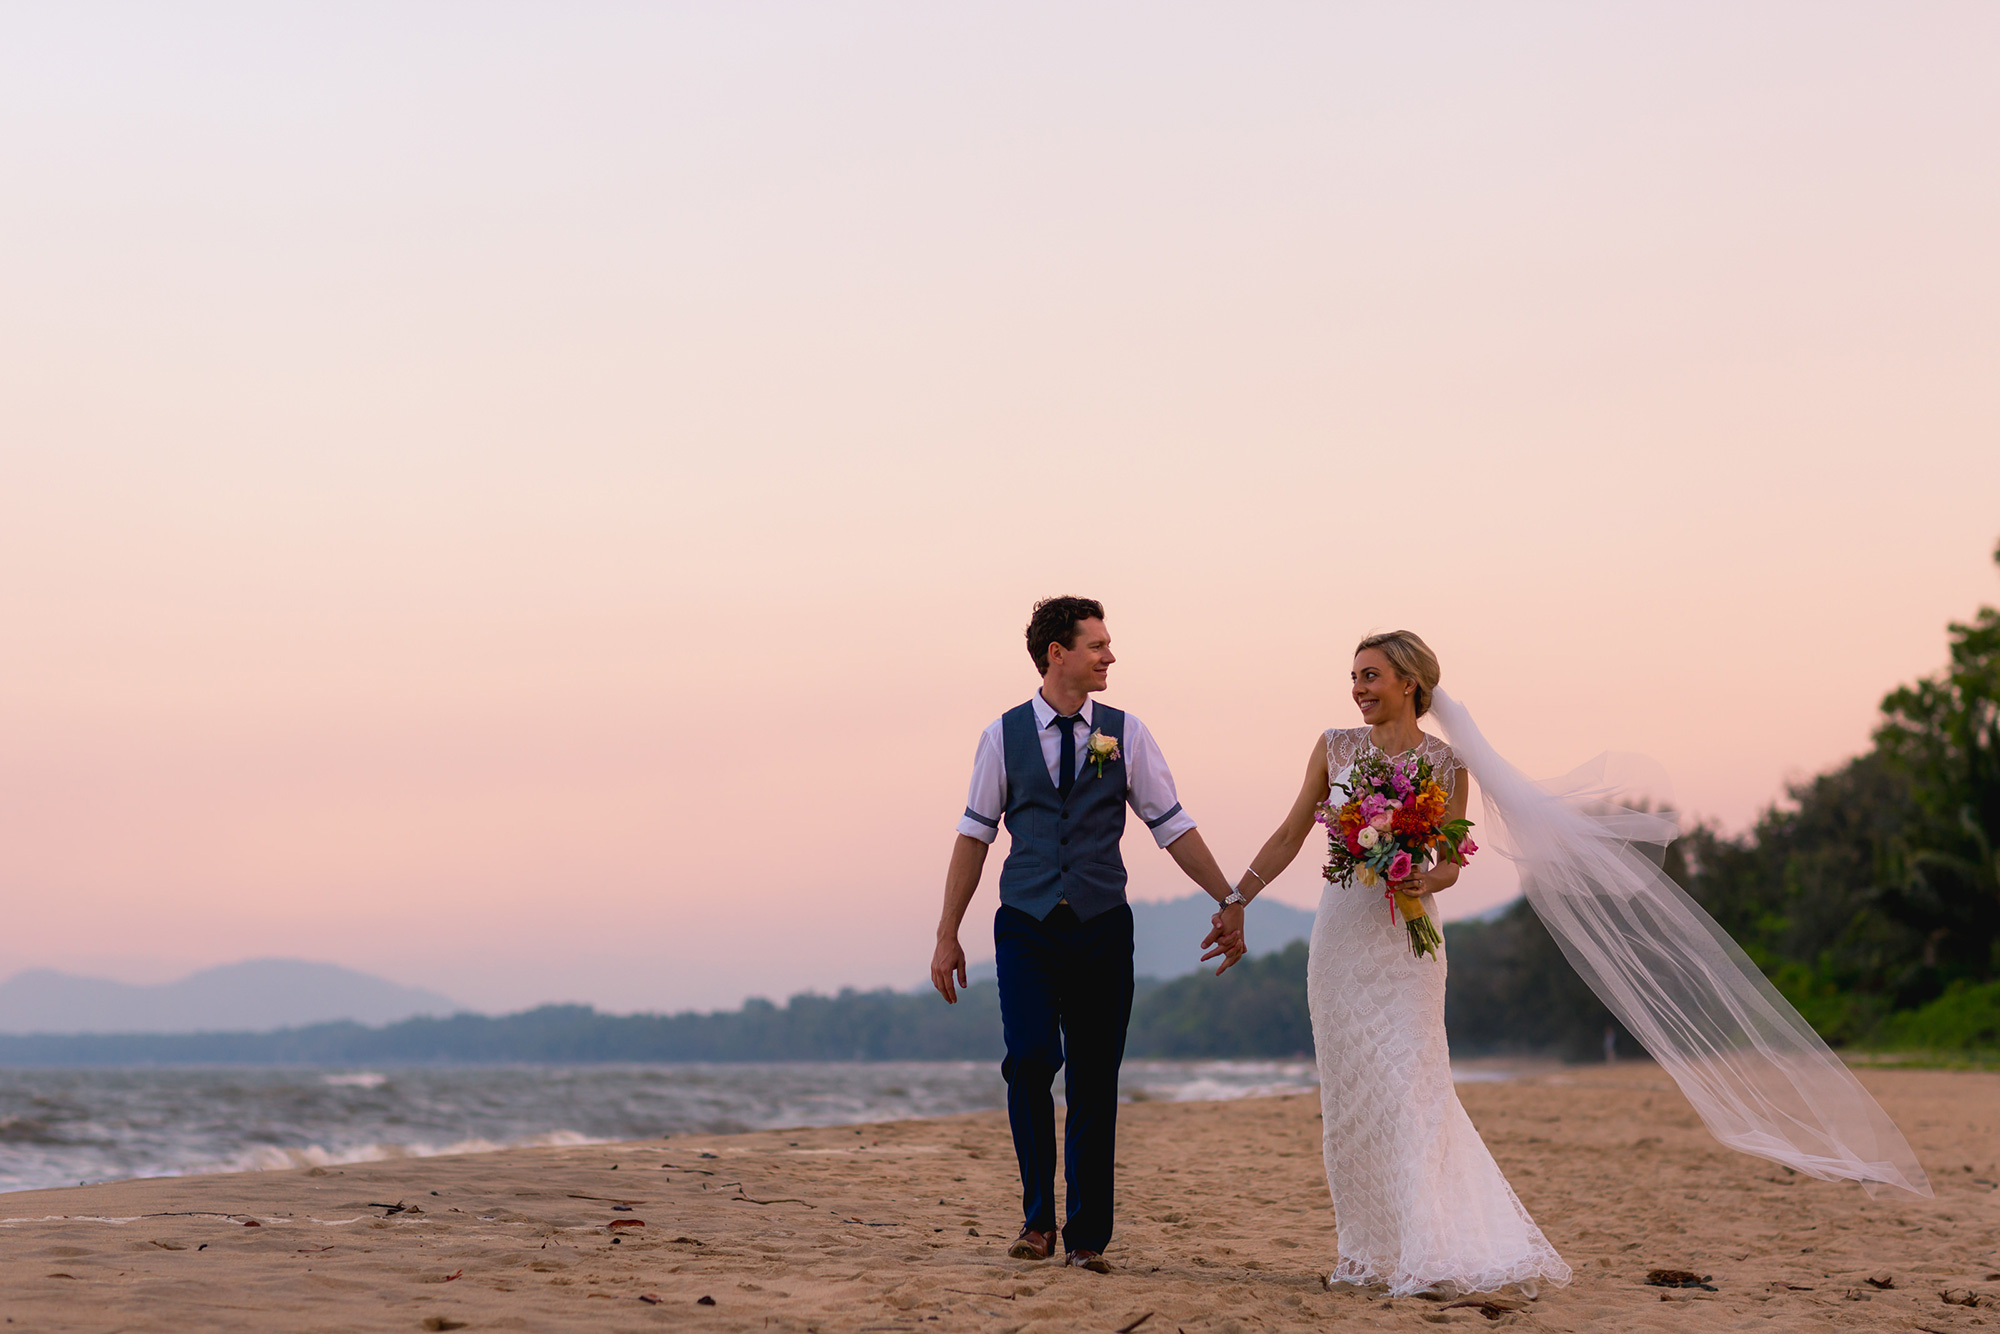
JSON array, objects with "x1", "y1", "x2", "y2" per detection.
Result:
[{"x1": 997, "y1": 701, "x2": 1129, "y2": 922}]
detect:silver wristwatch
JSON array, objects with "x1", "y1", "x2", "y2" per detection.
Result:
[{"x1": 1221, "y1": 890, "x2": 1247, "y2": 907}]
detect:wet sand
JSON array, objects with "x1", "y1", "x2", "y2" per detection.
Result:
[{"x1": 1, "y1": 1063, "x2": 1994, "y2": 1332}]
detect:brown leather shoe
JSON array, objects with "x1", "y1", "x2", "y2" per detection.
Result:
[
  {"x1": 1065, "y1": 1249, "x2": 1111, "y2": 1273},
  {"x1": 1006, "y1": 1226, "x2": 1055, "y2": 1261}
]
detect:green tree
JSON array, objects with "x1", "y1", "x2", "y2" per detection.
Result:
[
  {"x1": 1870, "y1": 539, "x2": 2000, "y2": 1003},
  {"x1": 1123, "y1": 941, "x2": 1313, "y2": 1058}
]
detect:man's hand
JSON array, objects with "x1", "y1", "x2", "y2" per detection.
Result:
[
  {"x1": 931, "y1": 935, "x2": 969, "y2": 1004},
  {"x1": 1164, "y1": 829, "x2": 1248, "y2": 974},
  {"x1": 1200, "y1": 901, "x2": 1247, "y2": 975},
  {"x1": 930, "y1": 835, "x2": 988, "y2": 1004}
]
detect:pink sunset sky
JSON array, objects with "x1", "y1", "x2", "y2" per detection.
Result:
[{"x1": 3, "y1": 3, "x2": 1997, "y2": 1015}]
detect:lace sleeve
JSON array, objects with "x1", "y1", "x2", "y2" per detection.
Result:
[
  {"x1": 1423, "y1": 736, "x2": 1467, "y2": 802},
  {"x1": 1325, "y1": 728, "x2": 1367, "y2": 781}
]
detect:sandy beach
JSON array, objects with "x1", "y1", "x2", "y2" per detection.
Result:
[{"x1": 1, "y1": 1063, "x2": 1994, "y2": 1332}]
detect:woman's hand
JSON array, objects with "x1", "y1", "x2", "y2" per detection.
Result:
[
  {"x1": 1390, "y1": 860, "x2": 1460, "y2": 898},
  {"x1": 1205, "y1": 909, "x2": 1247, "y2": 968}
]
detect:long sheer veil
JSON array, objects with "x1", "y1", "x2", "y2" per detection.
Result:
[{"x1": 1428, "y1": 689, "x2": 1931, "y2": 1198}]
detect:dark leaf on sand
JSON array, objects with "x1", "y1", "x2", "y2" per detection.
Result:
[
  {"x1": 420, "y1": 1320, "x2": 468, "y2": 1332},
  {"x1": 697, "y1": 1295, "x2": 717, "y2": 1306},
  {"x1": 1866, "y1": 1272, "x2": 1895, "y2": 1289},
  {"x1": 241, "y1": 1220, "x2": 261, "y2": 1227},
  {"x1": 1115, "y1": 1313, "x2": 1154, "y2": 1333},
  {"x1": 1442, "y1": 1296, "x2": 1529, "y2": 1320},
  {"x1": 639, "y1": 1294, "x2": 662, "y2": 1304},
  {"x1": 1646, "y1": 1269, "x2": 1717, "y2": 1291}
]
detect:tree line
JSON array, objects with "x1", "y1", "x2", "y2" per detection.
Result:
[{"x1": 1446, "y1": 542, "x2": 2000, "y2": 1059}]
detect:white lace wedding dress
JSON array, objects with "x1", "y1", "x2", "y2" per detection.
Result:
[{"x1": 1307, "y1": 727, "x2": 1571, "y2": 1297}]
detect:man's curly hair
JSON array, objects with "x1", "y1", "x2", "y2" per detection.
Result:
[{"x1": 1025, "y1": 596, "x2": 1106, "y2": 675}]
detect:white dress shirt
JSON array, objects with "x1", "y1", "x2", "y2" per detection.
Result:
[{"x1": 956, "y1": 694, "x2": 1198, "y2": 849}]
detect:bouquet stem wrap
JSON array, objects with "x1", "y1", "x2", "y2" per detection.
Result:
[
  {"x1": 1429, "y1": 688, "x2": 1931, "y2": 1198},
  {"x1": 1390, "y1": 888, "x2": 1443, "y2": 958}
]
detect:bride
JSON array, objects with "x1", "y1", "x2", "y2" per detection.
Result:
[{"x1": 1213, "y1": 630, "x2": 1930, "y2": 1298}]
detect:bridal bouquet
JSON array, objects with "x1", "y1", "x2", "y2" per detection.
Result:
[{"x1": 1315, "y1": 751, "x2": 1476, "y2": 960}]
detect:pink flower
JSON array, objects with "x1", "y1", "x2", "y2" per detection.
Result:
[
  {"x1": 1358, "y1": 793, "x2": 1392, "y2": 824},
  {"x1": 1387, "y1": 851, "x2": 1413, "y2": 881},
  {"x1": 1459, "y1": 838, "x2": 1478, "y2": 861},
  {"x1": 1370, "y1": 811, "x2": 1393, "y2": 833}
]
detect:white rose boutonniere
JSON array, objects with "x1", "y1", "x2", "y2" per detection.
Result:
[{"x1": 1084, "y1": 729, "x2": 1121, "y2": 778}]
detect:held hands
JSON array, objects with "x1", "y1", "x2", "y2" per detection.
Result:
[
  {"x1": 1200, "y1": 901, "x2": 1248, "y2": 975},
  {"x1": 930, "y1": 935, "x2": 969, "y2": 1005}
]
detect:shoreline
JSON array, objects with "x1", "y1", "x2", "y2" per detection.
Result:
[{"x1": 1, "y1": 1064, "x2": 1994, "y2": 1331}]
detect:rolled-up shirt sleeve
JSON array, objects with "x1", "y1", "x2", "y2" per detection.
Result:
[
  {"x1": 955, "y1": 721, "x2": 1007, "y2": 843},
  {"x1": 1123, "y1": 713, "x2": 1197, "y2": 847}
]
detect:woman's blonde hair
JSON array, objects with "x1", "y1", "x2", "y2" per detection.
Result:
[{"x1": 1354, "y1": 630, "x2": 1441, "y2": 718}]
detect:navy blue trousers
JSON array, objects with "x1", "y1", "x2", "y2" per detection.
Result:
[{"x1": 993, "y1": 901, "x2": 1135, "y2": 1255}]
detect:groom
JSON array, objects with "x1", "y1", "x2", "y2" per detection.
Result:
[{"x1": 930, "y1": 596, "x2": 1246, "y2": 1272}]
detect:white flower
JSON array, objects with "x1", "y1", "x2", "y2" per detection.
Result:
[{"x1": 1357, "y1": 825, "x2": 1381, "y2": 849}]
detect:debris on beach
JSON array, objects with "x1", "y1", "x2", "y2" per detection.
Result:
[
  {"x1": 1644, "y1": 1268, "x2": 1716, "y2": 1291},
  {"x1": 1441, "y1": 1294, "x2": 1530, "y2": 1320}
]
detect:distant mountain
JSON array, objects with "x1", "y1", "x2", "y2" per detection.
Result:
[
  {"x1": 1131, "y1": 892, "x2": 1318, "y2": 978},
  {"x1": 0, "y1": 904, "x2": 1627, "y2": 1065},
  {"x1": 965, "y1": 892, "x2": 1320, "y2": 985},
  {"x1": 0, "y1": 959, "x2": 462, "y2": 1035}
]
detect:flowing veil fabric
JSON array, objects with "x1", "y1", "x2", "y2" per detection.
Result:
[{"x1": 1428, "y1": 689, "x2": 1931, "y2": 1198}]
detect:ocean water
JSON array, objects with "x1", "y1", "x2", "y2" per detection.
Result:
[
  {"x1": 0, "y1": 1060, "x2": 1330, "y2": 1195},
  {"x1": 0, "y1": 1060, "x2": 1519, "y2": 1195}
]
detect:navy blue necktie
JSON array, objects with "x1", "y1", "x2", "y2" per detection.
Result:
[{"x1": 1051, "y1": 713, "x2": 1084, "y2": 800}]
